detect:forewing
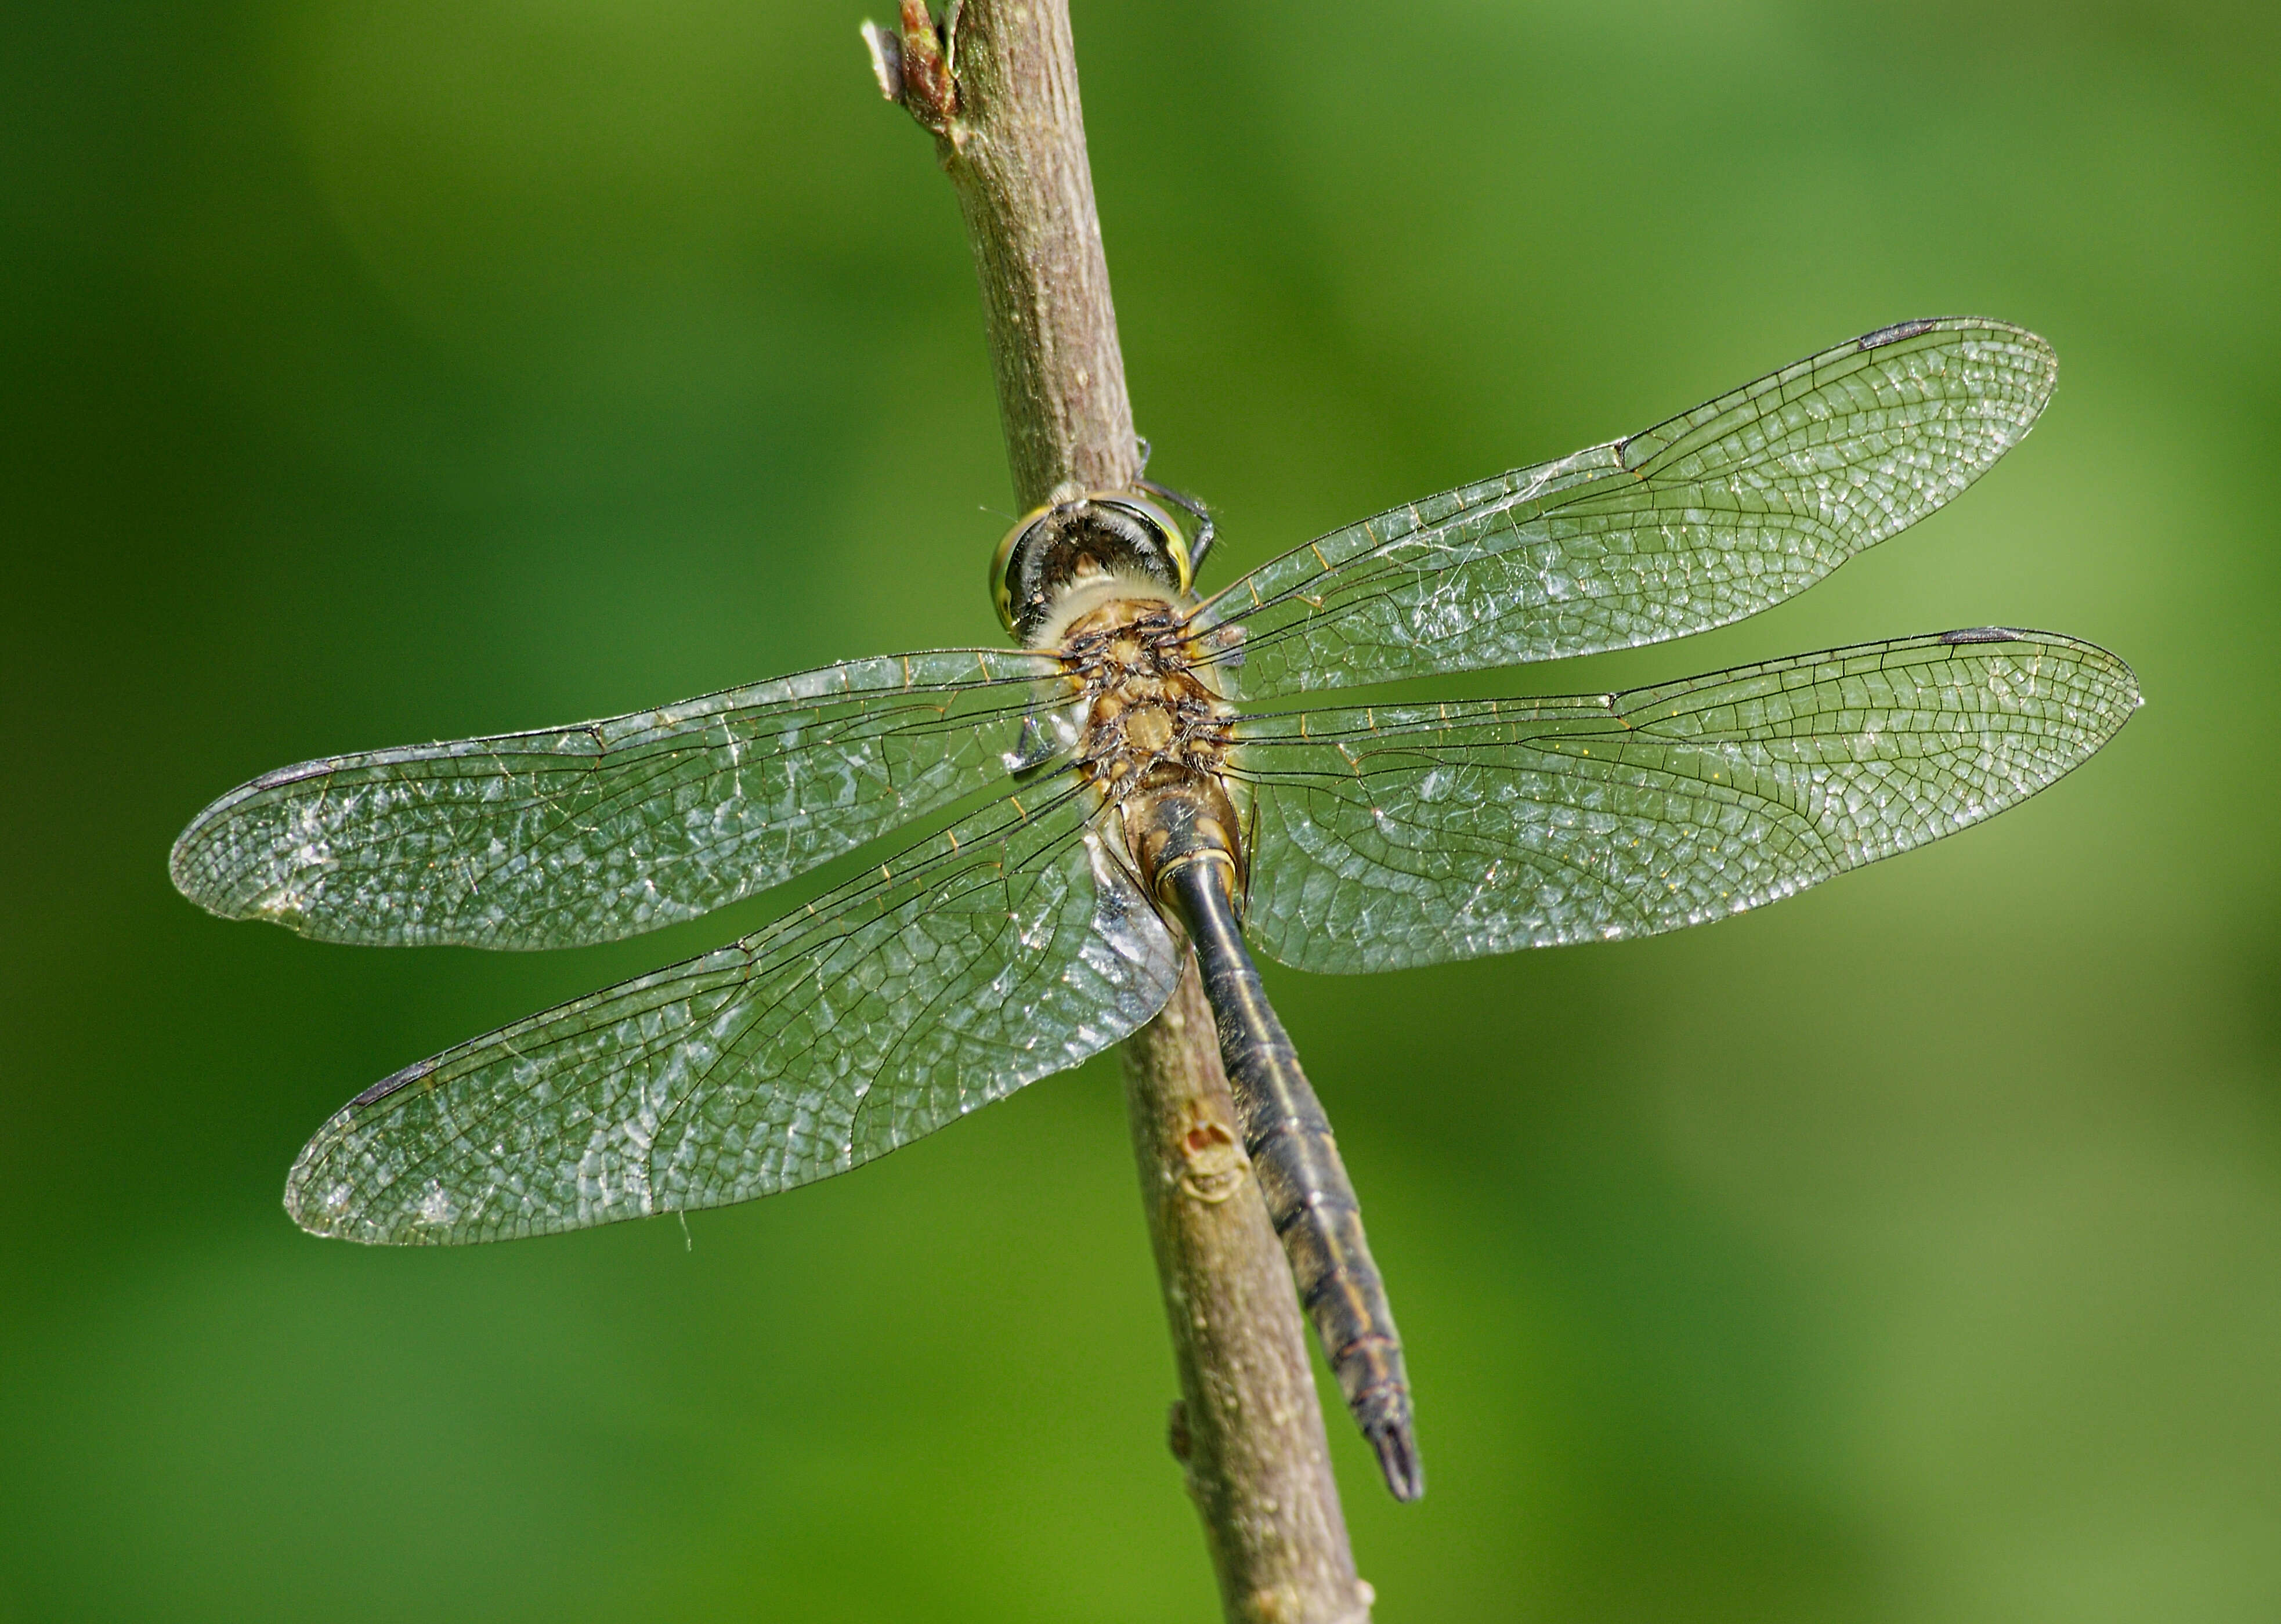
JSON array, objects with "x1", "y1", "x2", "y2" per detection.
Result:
[
  {"x1": 1209, "y1": 320, "x2": 2058, "y2": 698},
  {"x1": 1237, "y1": 630, "x2": 2137, "y2": 972},
  {"x1": 284, "y1": 781, "x2": 1179, "y2": 1243},
  {"x1": 172, "y1": 649, "x2": 1061, "y2": 949}
]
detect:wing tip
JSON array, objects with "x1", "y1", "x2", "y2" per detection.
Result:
[
  {"x1": 1855, "y1": 316, "x2": 2058, "y2": 413},
  {"x1": 169, "y1": 771, "x2": 326, "y2": 927},
  {"x1": 166, "y1": 821, "x2": 214, "y2": 911},
  {"x1": 168, "y1": 782, "x2": 247, "y2": 912},
  {"x1": 284, "y1": 1152, "x2": 447, "y2": 1248},
  {"x1": 1935, "y1": 625, "x2": 2142, "y2": 710},
  {"x1": 283, "y1": 1072, "x2": 429, "y2": 1243},
  {"x1": 284, "y1": 1100, "x2": 360, "y2": 1238}
]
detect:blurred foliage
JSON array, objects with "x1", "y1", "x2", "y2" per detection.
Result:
[{"x1": 3, "y1": 1, "x2": 2277, "y2": 1618}]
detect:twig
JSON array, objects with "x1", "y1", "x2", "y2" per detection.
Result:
[
  {"x1": 1121, "y1": 971, "x2": 1375, "y2": 1623},
  {"x1": 866, "y1": 5, "x2": 1373, "y2": 1620},
  {"x1": 865, "y1": 0, "x2": 1140, "y2": 503}
]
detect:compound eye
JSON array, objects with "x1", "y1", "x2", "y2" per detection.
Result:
[
  {"x1": 990, "y1": 509, "x2": 1041, "y2": 635},
  {"x1": 988, "y1": 489, "x2": 1195, "y2": 642},
  {"x1": 1095, "y1": 495, "x2": 1192, "y2": 595},
  {"x1": 1147, "y1": 503, "x2": 1195, "y2": 595}
]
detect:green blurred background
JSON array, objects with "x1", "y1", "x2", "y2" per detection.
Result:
[{"x1": 5, "y1": 1, "x2": 2275, "y2": 1618}]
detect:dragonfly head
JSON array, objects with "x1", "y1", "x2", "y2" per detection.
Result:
[{"x1": 993, "y1": 490, "x2": 1194, "y2": 645}]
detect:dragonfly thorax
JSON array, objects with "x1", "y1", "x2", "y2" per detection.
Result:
[{"x1": 1055, "y1": 597, "x2": 1246, "y2": 903}]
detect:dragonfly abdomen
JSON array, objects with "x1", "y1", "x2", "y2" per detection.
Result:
[{"x1": 1154, "y1": 849, "x2": 1423, "y2": 1502}]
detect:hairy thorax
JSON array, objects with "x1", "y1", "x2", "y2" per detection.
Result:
[{"x1": 1054, "y1": 595, "x2": 1246, "y2": 898}]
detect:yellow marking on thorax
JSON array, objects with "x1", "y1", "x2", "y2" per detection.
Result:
[
  {"x1": 1054, "y1": 600, "x2": 1243, "y2": 876},
  {"x1": 1124, "y1": 708, "x2": 1176, "y2": 754}
]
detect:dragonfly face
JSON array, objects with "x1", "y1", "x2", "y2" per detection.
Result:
[
  {"x1": 992, "y1": 489, "x2": 1194, "y2": 644},
  {"x1": 172, "y1": 319, "x2": 2139, "y2": 1504}
]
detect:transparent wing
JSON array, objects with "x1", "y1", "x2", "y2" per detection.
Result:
[
  {"x1": 1205, "y1": 320, "x2": 2058, "y2": 699},
  {"x1": 1235, "y1": 630, "x2": 2137, "y2": 972},
  {"x1": 172, "y1": 648, "x2": 1062, "y2": 950},
  {"x1": 284, "y1": 779, "x2": 1178, "y2": 1244}
]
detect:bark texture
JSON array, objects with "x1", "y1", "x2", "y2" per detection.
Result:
[
  {"x1": 867, "y1": 5, "x2": 1373, "y2": 1618},
  {"x1": 869, "y1": 0, "x2": 1138, "y2": 508},
  {"x1": 1122, "y1": 965, "x2": 1374, "y2": 1624}
]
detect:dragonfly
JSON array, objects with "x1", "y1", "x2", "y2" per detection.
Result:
[{"x1": 172, "y1": 317, "x2": 2137, "y2": 1503}]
